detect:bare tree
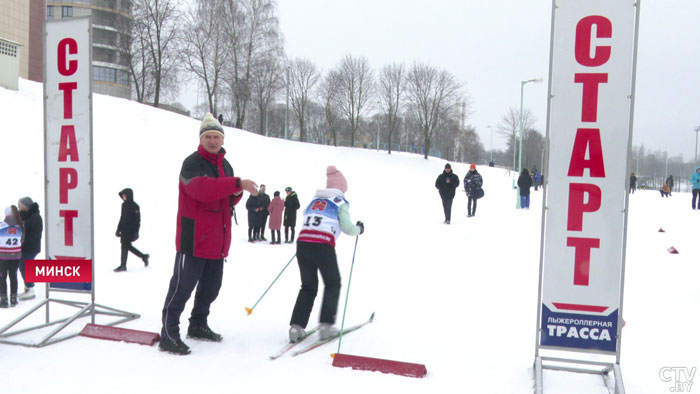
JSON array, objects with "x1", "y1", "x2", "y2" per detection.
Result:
[
  {"x1": 133, "y1": 0, "x2": 181, "y2": 107},
  {"x1": 377, "y1": 63, "x2": 405, "y2": 154},
  {"x1": 250, "y1": 54, "x2": 284, "y2": 134},
  {"x1": 405, "y1": 62, "x2": 462, "y2": 159},
  {"x1": 124, "y1": 2, "x2": 154, "y2": 102},
  {"x1": 221, "y1": 0, "x2": 282, "y2": 129},
  {"x1": 288, "y1": 58, "x2": 320, "y2": 142},
  {"x1": 318, "y1": 70, "x2": 342, "y2": 146},
  {"x1": 497, "y1": 107, "x2": 537, "y2": 169},
  {"x1": 180, "y1": 0, "x2": 228, "y2": 115},
  {"x1": 335, "y1": 54, "x2": 374, "y2": 147}
]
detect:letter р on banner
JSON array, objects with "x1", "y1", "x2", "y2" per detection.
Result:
[
  {"x1": 538, "y1": 1, "x2": 637, "y2": 353},
  {"x1": 44, "y1": 17, "x2": 94, "y2": 291}
]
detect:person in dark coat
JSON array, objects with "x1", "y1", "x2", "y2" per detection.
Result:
[
  {"x1": 517, "y1": 168, "x2": 532, "y2": 209},
  {"x1": 629, "y1": 173, "x2": 637, "y2": 194},
  {"x1": 159, "y1": 113, "x2": 258, "y2": 355},
  {"x1": 435, "y1": 163, "x2": 459, "y2": 224},
  {"x1": 17, "y1": 197, "x2": 42, "y2": 300},
  {"x1": 114, "y1": 188, "x2": 149, "y2": 272},
  {"x1": 463, "y1": 163, "x2": 483, "y2": 217},
  {"x1": 283, "y1": 187, "x2": 300, "y2": 243},
  {"x1": 258, "y1": 184, "x2": 270, "y2": 241},
  {"x1": 246, "y1": 194, "x2": 264, "y2": 242},
  {"x1": 665, "y1": 175, "x2": 674, "y2": 195}
]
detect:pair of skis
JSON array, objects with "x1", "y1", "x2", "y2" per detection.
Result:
[{"x1": 269, "y1": 312, "x2": 375, "y2": 360}]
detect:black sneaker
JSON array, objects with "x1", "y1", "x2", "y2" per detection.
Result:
[
  {"x1": 143, "y1": 254, "x2": 150, "y2": 267},
  {"x1": 114, "y1": 265, "x2": 126, "y2": 272},
  {"x1": 159, "y1": 337, "x2": 191, "y2": 355},
  {"x1": 187, "y1": 325, "x2": 223, "y2": 342}
]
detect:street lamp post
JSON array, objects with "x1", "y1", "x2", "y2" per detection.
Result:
[{"x1": 517, "y1": 78, "x2": 543, "y2": 209}]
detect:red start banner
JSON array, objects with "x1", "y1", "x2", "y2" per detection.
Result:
[{"x1": 25, "y1": 260, "x2": 93, "y2": 283}]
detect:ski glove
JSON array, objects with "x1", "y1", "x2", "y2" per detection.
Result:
[{"x1": 356, "y1": 221, "x2": 364, "y2": 234}]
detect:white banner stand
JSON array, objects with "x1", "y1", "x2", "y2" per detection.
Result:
[
  {"x1": 0, "y1": 16, "x2": 138, "y2": 348},
  {"x1": 533, "y1": 1, "x2": 640, "y2": 393}
]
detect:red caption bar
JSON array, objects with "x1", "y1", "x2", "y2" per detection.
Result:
[{"x1": 25, "y1": 260, "x2": 92, "y2": 283}]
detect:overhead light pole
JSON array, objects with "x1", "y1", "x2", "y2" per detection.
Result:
[
  {"x1": 517, "y1": 77, "x2": 543, "y2": 209},
  {"x1": 487, "y1": 125, "x2": 493, "y2": 164}
]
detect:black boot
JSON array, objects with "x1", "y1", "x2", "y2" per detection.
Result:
[
  {"x1": 0, "y1": 296, "x2": 8, "y2": 308},
  {"x1": 114, "y1": 265, "x2": 126, "y2": 272},
  {"x1": 187, "y1": 325, "x2": 223, "y2": 342},
  {"x1": 10, "y1": 294, "x2": 18, "y2": 307},
  {"x1": 143, "y1": 254, "x2": 150, "y2": 267},
  {"x1": 158, "y1": 337, "x2": 191, "y2": 355}
]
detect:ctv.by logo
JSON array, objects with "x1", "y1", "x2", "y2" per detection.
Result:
[{"x1": 659, "y1": 367, "x2": 696, "y2": 392}]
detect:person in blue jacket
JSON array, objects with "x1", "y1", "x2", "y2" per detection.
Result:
[{"x1": 691, "y1": 167, "x2": 700, "y2": 209}]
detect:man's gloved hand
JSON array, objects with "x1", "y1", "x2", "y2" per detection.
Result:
[
  {"x1": 115, "y1": 231, "x2": 121, "y2": 237},
  {"x1": 356, "y1": 221, "x2": 364, "y2": 235}
]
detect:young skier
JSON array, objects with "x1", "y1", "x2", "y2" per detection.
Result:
[{"x1": 288, "y1": 166, "x2": 364, "y2": 342}]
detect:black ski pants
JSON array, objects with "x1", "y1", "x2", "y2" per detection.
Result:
[
  {"x1": 441, "y1": 196, "x2": 454, "y2": 221},
  {"x1": 693, "y1": 189, "x2": 700, "y2": 209},
  {"x1": 468, "y1": 196, "x2": 477, "y2": 216},
  {"x1": 0, "y1": 260, "x2": 20, "y2": 297},
  {"x1": 120, "y1": 239, "x2": 145, "y2": 267},
  {"x1": 290, "y1": 242, "x2": 341, "y2": 328},
  {"x1": 161, "y1": 253, "x2": 223, "y2": 340}
]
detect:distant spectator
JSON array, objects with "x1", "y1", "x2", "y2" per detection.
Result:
[
  {"x1": 258, "y1": 184, "x2": 270, "y2": 241},
  {"x1": 246, "y1": 194, "x2": 264, "y2": 242},
  {"x1": 665, "y1": 175, "x2": 674, "y2": 195},
  {"x1": 463, "y1": 164, "x2": 483, "y2": 217},
  {"x1": 517, "y1": 169, "x2": 532, "y2": 209},
  {"x1": 217, "y1": 114, "x2": 224, "y2": 125},
  {"x1": 17, "y1": 196, "x2": 42, "y2": 301},
  {"x1": 284, "y1": 187, "x2": 300, "y2": 243},
  {"x1": 114, "y1": 188, "x2": 149, "y2": 272},
  {"x1": 660, "y1": 183, "x2": 671, "y2": 197},
  {"x1": 0, "y1": 206, "x2": 24, "y2": 308},
  {"x1": 435, "y1": 163, "x2": 459, "y2": 224},
  {"x1": 267, "y1": 191, "x2": 284, "y2": 244},
  {"x1": 692, "y1": 167, "x2": 700, "y2": 209},
  {"x1": 629, "y1": 173, "x2": 637, "y2": 194}
]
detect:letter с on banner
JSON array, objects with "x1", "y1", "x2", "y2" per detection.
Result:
[{"x1": 25, "y1": 260, "x2": 92, "y2": 283}]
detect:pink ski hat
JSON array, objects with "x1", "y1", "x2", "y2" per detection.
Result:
[{"x1": 326, "y1": 166, "x2": 348, "y2": 193}]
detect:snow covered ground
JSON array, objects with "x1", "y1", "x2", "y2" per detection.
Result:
[{"x1": 0, "y1": 79, "x2": 698, "y2": 393}]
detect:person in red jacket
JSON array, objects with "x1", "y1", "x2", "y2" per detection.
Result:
[{"x1": 159, "y1": 113, "x2": 258, "y2": 355}]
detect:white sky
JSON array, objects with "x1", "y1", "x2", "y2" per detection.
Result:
[{"x1": 275, "y1": 0, "x2": 700, "y2": 159}]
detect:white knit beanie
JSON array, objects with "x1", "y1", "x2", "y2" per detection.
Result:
[
  {"x1": 199, "y1": 112, "x2": 224, "y2": 138},
  {"x1": 326, "y1": 166, "x2": 348, "y2": 193}
]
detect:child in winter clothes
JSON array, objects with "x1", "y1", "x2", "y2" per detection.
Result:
[
  {"x1": 267, "y1": 191, "x2": 284, "y2": 244},
  {"x1": 288, "y1": 166, "x2": 364, "y2": 343},
  {"x1": 0, "y1": 206, "x2": 24, "y2": 307},
  {"x1": 114, "y1": 188, "x2": 149, "y2": 272}
]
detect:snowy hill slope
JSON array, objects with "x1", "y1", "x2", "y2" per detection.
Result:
[{"x1": 0, "y1": 79, "x2": 698, "y2": 394}]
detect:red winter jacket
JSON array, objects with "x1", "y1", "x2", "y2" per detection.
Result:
[{"x1": 175, "y1": 145, "x2": 243, "y2": 259}]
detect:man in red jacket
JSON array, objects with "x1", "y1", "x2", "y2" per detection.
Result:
[{"x1": 159, "y1": 113, "x2": 258, "y2": 355}]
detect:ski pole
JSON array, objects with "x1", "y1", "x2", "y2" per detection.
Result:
[
  {"x1": 336, "y1": 236, "x2": 359, "y2": 354},
  {"x1": 245, "y1": 253, "x2": 296, "y2": 315}
]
